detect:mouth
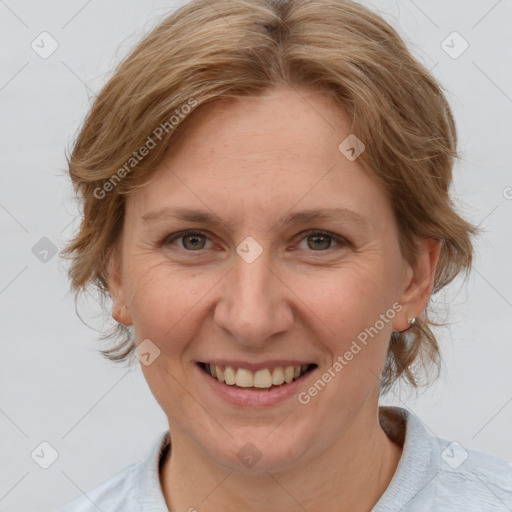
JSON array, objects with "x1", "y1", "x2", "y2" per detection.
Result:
[{"x1": 197, "y1": 362, "x2": 317, "y2": 391}]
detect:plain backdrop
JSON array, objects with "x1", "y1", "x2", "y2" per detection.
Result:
[{"x1": 1, "y1": 0, "x2": 511, "y2": 510}]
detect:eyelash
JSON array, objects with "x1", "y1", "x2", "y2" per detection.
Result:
[{"x1": 161, "y1": 229, "x2": 349, "y2": 254}]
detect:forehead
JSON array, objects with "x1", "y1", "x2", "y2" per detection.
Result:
[
  {"x1": 126, "y1": 86, "x2": 392, "y2": 231},
  {"x1": 165, "y1": 85, "x2": 350, "y2": 171}
]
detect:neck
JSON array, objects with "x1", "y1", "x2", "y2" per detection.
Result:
[{"x1": 160, "y1": 405, "x2": 403, "y2": 512}]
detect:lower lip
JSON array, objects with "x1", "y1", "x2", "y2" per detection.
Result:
[{"x1": 196, "y1": 363, "x2": 316, "y2": 408}]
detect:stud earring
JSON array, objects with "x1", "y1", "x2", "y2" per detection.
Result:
[
  {"x1": 115, "y1": 305, "x2": 129, "y2": 325},
  {"x1": 407, "y1": 317, "x2": 416, "y2": 326}
]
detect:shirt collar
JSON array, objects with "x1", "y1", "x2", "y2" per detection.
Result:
[{"x1": 134, "y1": 406, "x2": 437, "y2": 511}]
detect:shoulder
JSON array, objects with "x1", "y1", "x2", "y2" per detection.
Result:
[
  {"x1": 376, "y1": 407, "x2": 512, "y2": 511},
  {"x1": 55, "y1": 430, "x2": 170, "y2": 512},
  {"x1": 56, "y1": 462, "x2": 140, "y2": 512},
  {"x1": 433, "y1": 436, "x2": 512, "y2": 509}
]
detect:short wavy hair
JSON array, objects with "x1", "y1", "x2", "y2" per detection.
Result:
[{"x1": 61, "y1": 0, "x2": 476, "y2": 393}]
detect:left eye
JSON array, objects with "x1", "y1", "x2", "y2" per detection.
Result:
[{"x1": 296, "y1": 230, "x2": 342, "y2": 251}]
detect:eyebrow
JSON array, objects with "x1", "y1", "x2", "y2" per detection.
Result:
[{"x1": 141, "y1": 206, "x2": 369, "y2": 232}]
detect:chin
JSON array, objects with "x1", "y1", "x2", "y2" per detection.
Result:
[
  {"x1": 198, "y1": 425, "x2": 313, "y2": 474},
  {"x1": 216, "y1": 446, "x2": 306, "y2": 475}
]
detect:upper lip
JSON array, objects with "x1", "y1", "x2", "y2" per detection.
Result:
[{"x1": 198, "y1": 360, "x2": 316, "y2": 371}]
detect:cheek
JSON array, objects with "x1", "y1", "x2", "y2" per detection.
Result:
[
  {"x1": 290, "y1": 260, "x2": 399, "y2": 391},
  {"x1": 294, "y1": 258, "x2": 398, "y2": 336},
  {"x1": 126, "y1": 258, "x2": 219, "y2": 351},
  {"x1": 125, "y1": 261, "x2": 212, "y2": 416}
]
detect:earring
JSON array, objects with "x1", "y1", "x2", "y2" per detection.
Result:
[
  {"x1": 392, "y1": 316, "x2": 417, "y2": 334},
  {"x1": 115, "y1": 305, "x2": 129, "y2": 325}
]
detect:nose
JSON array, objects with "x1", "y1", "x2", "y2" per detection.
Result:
[{"x1": 213, "y1": 247, "x2": 295, "y2": 349}]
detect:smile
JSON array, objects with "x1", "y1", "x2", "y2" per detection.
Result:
[{"x1": 198, "y1": 362, "x2": 317, "y2": 391}]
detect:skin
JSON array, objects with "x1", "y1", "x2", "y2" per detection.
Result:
[{"x1": 108, "y1": 85, "x2": 441, "y2": 512}]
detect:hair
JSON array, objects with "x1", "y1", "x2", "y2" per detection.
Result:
[{"x1": 61, "y1": 0, "x2": 476, "y2": 393}]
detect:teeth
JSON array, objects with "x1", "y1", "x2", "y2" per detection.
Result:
[
  {"x1": 284, "y1": 366, "x2": 294, "y2": 383},
  {"x1": 224, "y1": 366, "x2": 236, "y2": 385},
  {"x1": 272, "y1": 367, "x2": 284, "y2": 385},
  {"x1": 206, "y1": 364, "x2": 311, "y2": 389},
  {"x1": 253, "y1": 369, "x2": 272, "y2": 388},
  {"x1": 235, "y1": 368, "x2": 253, "y2": 387}
]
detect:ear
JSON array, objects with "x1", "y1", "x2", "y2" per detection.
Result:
[
  {"x1": 392, "y1": 238, "x2": 442, "y2": 332},
  {"x1": 106, "y1": 246, "x2": 133, "y2": 326}
]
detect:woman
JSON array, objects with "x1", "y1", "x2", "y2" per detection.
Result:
[{"x1": 57, "y1": 0, "x2": 512, "y2": 510}]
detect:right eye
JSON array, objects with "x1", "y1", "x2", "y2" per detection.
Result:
[{"x1": 162, "y1": 230, "x2": 213, "y2": 251}]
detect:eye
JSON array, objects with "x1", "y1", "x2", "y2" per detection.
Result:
[
  {"x1": 161, "y1": 229, "x2": 348, "y2": 253},
  {"x1": 295, "y1": 230, "x2": 346, "y2": 251},
  {"x1": 163, "y1": 230, "x2": 213, "y2": 251}
]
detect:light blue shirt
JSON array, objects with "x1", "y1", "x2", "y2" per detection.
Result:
[{"x1": 56, "y1": 407, "x2": 512, "y2": 511}]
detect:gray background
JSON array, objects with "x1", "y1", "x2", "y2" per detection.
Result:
[{"x1": 1, "y1": 0, "x2": 511, "y2": 510}]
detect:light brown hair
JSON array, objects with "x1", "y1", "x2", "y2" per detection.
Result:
[{"x1": 61, "y1": 0, "x2": 476, "y2": 393}]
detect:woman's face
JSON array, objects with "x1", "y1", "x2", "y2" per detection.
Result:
[{"x1": 110, "y1": 86, "x2": 425, "y2": 472}]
